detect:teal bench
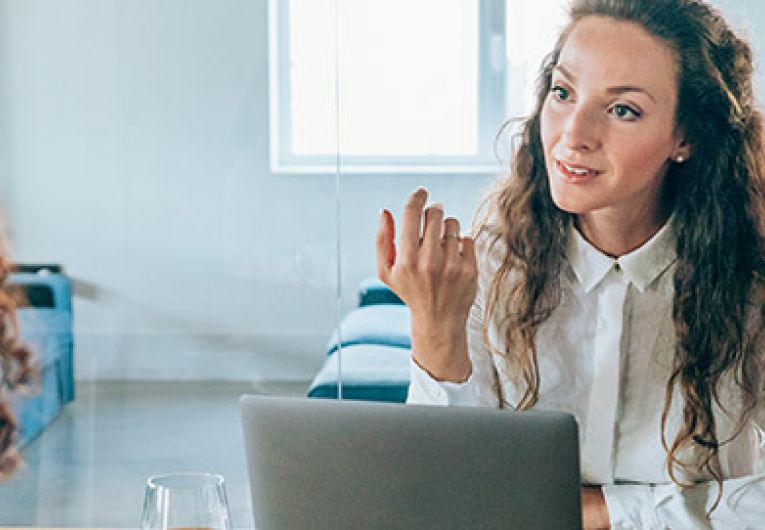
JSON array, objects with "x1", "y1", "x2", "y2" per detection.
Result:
[{"x1": 9, "y1": 265, "x2": 74, "y2": 446}]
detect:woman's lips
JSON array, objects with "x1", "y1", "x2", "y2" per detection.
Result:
[{"x1": 555, "y1": 160, "x2": 603, "y2": 182}]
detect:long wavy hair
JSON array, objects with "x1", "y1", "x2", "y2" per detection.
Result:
[
  {"x1": 477, "y1": 0, "x2": 765, "y2": 509},
  {"x1": 0, "y1": 250, "x2": 35, "y2": 479}
]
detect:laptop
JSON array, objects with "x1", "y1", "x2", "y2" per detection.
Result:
[{"x1": 240, "y1": 395, "x2": 582, "y2": 530}]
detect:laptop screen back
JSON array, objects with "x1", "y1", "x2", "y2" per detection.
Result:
[{"x1": 240, "y1": 396, "x2": 581, "y2": 530}]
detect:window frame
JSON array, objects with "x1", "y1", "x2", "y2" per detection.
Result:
[{"x1": 268, "y1": 0, "x2": 507, "y2": 174}]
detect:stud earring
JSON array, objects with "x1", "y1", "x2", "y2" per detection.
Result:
[{"x1": 676, "y1": 155, "x2": 684, "y2": 163}]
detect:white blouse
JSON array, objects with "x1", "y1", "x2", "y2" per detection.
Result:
[{"x1": 407, "y1": 221, "x2": 765, "y2": 529}]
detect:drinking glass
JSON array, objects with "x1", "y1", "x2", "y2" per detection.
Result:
[{"x1": 141, "y1": 471, "x2": 233, "y2": 530}]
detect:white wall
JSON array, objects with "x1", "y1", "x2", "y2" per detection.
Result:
[{"x1": 0, "y1": 0, "x2": 491, "y2": 381}]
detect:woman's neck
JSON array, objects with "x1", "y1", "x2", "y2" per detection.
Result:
[{"x1": 575, "y1": 208, "x2": 670, "y2": 258}]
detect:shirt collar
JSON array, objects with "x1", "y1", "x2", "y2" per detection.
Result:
[{"x1": 566, "y1": 218, "x2": 677, "y2": 293}]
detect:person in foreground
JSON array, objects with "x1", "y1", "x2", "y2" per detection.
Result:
[
  {"x1": 0, "y1": 253, "x2": 34, "y2": 481},
  {"x1": 377, "y1": 0, "x2": 765, "y2": 528}
]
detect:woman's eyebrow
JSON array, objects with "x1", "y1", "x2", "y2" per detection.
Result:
[
  {"x1": 554, "y1": 64, "x2": 577, "y2": 82},
  {"x1": 554, "y1": 64, "x2": 657, "y2": 103},
  {"x1": 607, "y1": 86, "x2": 656, "y2": 103}
]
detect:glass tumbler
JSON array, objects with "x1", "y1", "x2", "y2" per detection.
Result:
[{"x1": 141, "y1": 471, "x2": 233, "y2": 530}]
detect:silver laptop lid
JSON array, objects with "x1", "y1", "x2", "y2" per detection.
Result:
[{"x1": 240, "y1": 396, "x2": 581, "y2": 530}]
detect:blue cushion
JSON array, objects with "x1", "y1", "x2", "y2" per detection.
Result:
[
  {"x1": 325, "y1": 304, "x2": 411, "y2": 356},
  {"x1": 358, "y1": 277, "x2": 403, "y2": 307},
  {"x1": 307, "y1": 344, "x2": 411, "y2": 403}
]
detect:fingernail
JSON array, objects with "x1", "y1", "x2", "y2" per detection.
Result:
[
  {"x1": 429, "y1": 202, "x2": 444, "y2": 211},
  {"x1": 415, "y1": 186, "x2": 428, "y2": 197}
]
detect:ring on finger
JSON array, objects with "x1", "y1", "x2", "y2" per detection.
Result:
[{"x1": 443, "y1": 232, "x2": 461, "y2": 241}]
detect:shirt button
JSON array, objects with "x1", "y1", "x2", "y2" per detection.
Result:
[{"x1": 614, "y1": 262, "x2": 622, "y2": 273}]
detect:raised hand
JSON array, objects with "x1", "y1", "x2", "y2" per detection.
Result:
[{"x1": 376, "y1": 187, "x2": 478, "y2": 383}]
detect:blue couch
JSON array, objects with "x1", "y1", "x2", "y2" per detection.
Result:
[
  {"x1": 307, "y1": 278, "x2": 412, "y2": 402},
  {"x1": 8, "y1": 265, "x2": 74, "y2": 447}
]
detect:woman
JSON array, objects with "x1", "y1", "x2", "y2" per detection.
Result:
[
  {"x1": 0, "y1": 254, "x2": 35, "y2": 480},
  {"x1": 377, "y1": 0, "x2": 765, "y2": 527}
]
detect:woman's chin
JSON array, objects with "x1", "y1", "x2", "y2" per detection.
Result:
[{"x1": 549, "y1": 189, "x2": 591, "y2": 215}]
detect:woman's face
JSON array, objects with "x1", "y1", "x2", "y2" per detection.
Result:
[{"x1": 540, "y1": 16, "x2": 688, "y2": 223}]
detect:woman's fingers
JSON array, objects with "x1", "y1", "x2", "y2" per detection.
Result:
[
  {"x1": 460, "y1": 236, "x2": 477, "y2": 278},
  {"x1": 442, "y1": 217, "x2": 461, "y2": 254},
  {"x1": 379, "y1": 188, "x2": 476, "y2": 291},
  {"x1": 376, "y1": 208, "x2": 396, "y2": 284},
  {"x1": 442, "y1": 217, "x2": 465, "y2": 284},
  {"x1": 422, "y1": 203, "x2": 445, "y2": 259},
  {"x1": 399, "y1": 187, "x2": 428, "y2": 264}
]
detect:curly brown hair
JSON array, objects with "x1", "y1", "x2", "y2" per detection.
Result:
[
  {"x1": 476, "y1": 0, "x2": 765, "y2": 512},
  {"x1": 0, "y1": 252, "x2": 35, "y2": 479}
]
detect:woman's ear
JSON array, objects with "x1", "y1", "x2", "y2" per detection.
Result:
[{"x1": 672, "y1": 138, "x2": 691, "y2": 163}]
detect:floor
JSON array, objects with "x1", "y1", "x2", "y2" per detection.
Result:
[{"x1": 0, "y1": 380, "x2": 309, "y2": 528}]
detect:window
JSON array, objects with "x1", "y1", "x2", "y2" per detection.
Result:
[
  {"x1": 269, "y1": 0, "x2": 571, "y2": 174},
  {"x1": 505, "y1": 0, "x2": 569, "y2": 120},
  {"x1": 269, "y1": 0, "x2": 507, "y2": 173}
]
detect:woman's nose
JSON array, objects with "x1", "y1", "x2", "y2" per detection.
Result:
[{"x1": 561, "y1": 104, "x2": 601, "y2": 152}]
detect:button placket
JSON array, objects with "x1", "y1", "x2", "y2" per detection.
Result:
[{"x1": 582, "y1": 274, "x2": 629, "y2": 483}]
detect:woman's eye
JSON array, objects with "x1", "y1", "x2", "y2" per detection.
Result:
[
  {"x1": 611, "y1": 104, "x2": 641, "y2": 120},
  {"x1": 551, "y1": 85, "x2": 570, "y2": 101}
]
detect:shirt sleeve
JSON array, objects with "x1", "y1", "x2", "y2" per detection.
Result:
[
  {"x1": 406, "y1": 273, "x2": 501, "y2": 408},
  {"x1": 603, "y1": 472, "x2": 765, "y2": 529},
  {"x1": 406, "y1": 357, "x2": 485, "y2": 405}
]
